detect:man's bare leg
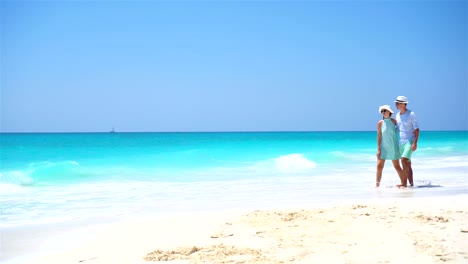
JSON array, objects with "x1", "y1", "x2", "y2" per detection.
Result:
[
  {"x1": 407, "y1": 161, "x2": 414, "y2": 186},
  {"x1": 392, "y1": 160, "x2": 404, "y2": 186},
  {"x1": 399, "y1": 158, "x2": 411, "y2": 188}
]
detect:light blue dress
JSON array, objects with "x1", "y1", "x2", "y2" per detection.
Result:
[{"x1": 380, "y1": 118, "x2": 400, "y2": 160}]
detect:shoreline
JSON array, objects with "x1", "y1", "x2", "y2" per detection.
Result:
[{"x1": 5, "y1": 195, "x2": 467, "y2": 264}]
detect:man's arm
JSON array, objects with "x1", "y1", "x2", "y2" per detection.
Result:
[{"x1": 412, "y1": 128, "x2": 420, "y2": 151}]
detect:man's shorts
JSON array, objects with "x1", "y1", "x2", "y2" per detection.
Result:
[{"x1": 400, "y1": 141, "x2": 414, "y2": 160}]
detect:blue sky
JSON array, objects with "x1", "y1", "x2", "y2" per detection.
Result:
[{"x1": 1, "y1": 1, "x2": 466, "y2": 132}]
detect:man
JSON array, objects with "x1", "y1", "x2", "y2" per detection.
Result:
[{"x1": 395, "y1": 96, "x2": 419, "y2": 187}]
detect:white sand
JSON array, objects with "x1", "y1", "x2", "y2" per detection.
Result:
[{"x1": 29, "y1": 196, "x2": 467, "y2": 264}]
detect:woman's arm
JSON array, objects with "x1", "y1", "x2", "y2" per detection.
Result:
[{"x1": 377, "y1": 121, "x2": 383, "y2": 158}]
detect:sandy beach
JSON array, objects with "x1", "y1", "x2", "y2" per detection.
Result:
[{"x1": 23, "y1": 195, "x2": 467, "y2": 264}]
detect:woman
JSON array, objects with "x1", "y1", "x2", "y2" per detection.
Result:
[{"x1": 376, "y1": 105, "x2": 403, "y2": 187}]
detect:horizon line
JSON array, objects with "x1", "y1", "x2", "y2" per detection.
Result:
[{"x1": 1, "y1": 129, "x2": 467, "y2": 134}]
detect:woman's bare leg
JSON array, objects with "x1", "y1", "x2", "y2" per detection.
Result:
[{"x1": 376, "y1": 159, "x2": 385, "y2": 187}]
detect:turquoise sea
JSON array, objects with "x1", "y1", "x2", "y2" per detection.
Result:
[{"x1": 1, "y1": 131, "x2": 467, "y2": 262}]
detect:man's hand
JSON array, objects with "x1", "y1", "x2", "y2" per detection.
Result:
[{"x1": 411, "y1": 142, "x2": 417, "y2": 151}]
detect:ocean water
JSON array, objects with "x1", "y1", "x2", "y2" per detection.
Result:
[{"x1": 0, "y1": 131, "x2": 467, "y2": 262}]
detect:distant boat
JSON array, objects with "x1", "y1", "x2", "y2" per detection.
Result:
[{"x1": 110, "y1": 127, "x2": 116, "y2": 133}]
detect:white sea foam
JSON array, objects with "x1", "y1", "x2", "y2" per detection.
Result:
[
  {"x1": 0, "y1": 181, "x2": 27, "y2": 195},
  {"x1": 0, "y1": 171, "x2": 35, "y2": 186},
  {"x1": 418, "y1": 146, "x2": 456, "y2": 153},
  {"x1": 28, "y1": 160, "x2": 80, "y2": 168},
  {"x1": 252, "y1": 153, "x2": 317, "y2": 173},
  {"x1": 1, "y1": 154, "x2": 466, "y2": 230},
  {"x1": 273, "y1": 153, "x2": 317, "y2": 172},
  {"x1": 329, "y1": 151, "x2": 375, "y2": 162},
  {"x1": 28, "y1": 161, "x2": 54, "y2": 167},
  {"x1": 414, "y1": 155, "x2": 468, "y2": 169}
]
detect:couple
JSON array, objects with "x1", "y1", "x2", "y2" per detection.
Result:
[{"x1": 376, "y1": 96, "x2": 420, "y2": 188}]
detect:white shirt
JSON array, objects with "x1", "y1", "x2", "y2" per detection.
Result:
[{"x1": 396, "y1": 110, "x2": 419, "y2": 145}]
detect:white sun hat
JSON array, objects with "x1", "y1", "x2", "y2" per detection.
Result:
[
  {"x1": 379, "y1": 105, "x2": 394, "y2": 114},
  {"x1": 394, "y1": 95, "x2": 409, "y2": 104}
]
